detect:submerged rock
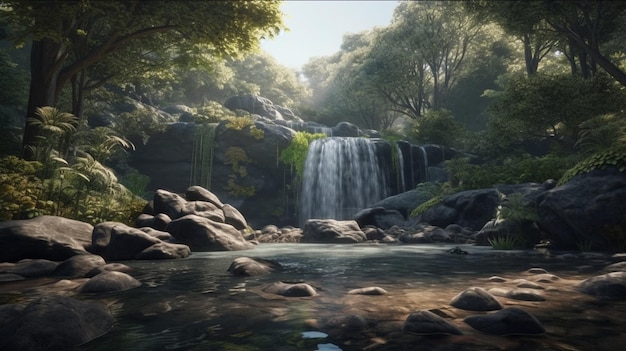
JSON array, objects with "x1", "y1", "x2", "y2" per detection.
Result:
[
  {"x1": 228, "y1": 257, "x2": 282, "y2": 276},
  {"x1": 0, "y1": 295, "x2": 113, "y2": 351},
  {"x1": 450, "y1": 287, "x2": 502, "y2": 311},
  {"x1": 403, "y1": 310, "x2": 463, "y2": 336},
  {"x1": 78, "y1": 271, "x2": 141, "y2": 293},
  {"x1": 578, "y1": 271, "x2": 626, "y2": 299},
  {"x1": 463, "y1": 307, "x2": 545, "y2": 335},
  {"x1": 263, "y1": 281, "x2": 317, "y2": 297}
]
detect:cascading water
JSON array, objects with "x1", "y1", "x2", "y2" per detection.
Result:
[{"x1": 299, "y1": 137, "x2": 389, "y2": 225}]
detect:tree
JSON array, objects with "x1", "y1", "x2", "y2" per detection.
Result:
[
  {"x1": 392, "y1": 1, "x2": 483, "y2": 111},
  {"x1": 464, "y1": 0, "x2": 558, "y2": 77},
  {"x1": 2, "y1": 1, "x2": 283, "y2": 159},
  {"x1": 486, "y1": 72, "x2": 626, "y2": 152}
]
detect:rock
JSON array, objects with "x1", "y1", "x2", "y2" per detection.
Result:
[
  {"x1": 331, "y1": 122, "x2": 361, "y2": 137},
  {"x1": 79, "y1": 271, "x2": 141, "y2": 293},
  {"x1": 0, "y1": 295, "x2": 113, "y2": 351},
  {"x1": 0, "y1": 273, "x2": 25, "y2": 282},
  {"x1": 181, "y1": 201, "x2": 225, "y2": 222},
  {"x1": 450, "y1": 287, "x2": 503, "y2": 311},
  {"x1": 138, "y1": 227, "x2": 173, "y2": 241},
  {"x1": 504, "y1": 288, "x2": 546, "y2": 301},
  {"x1": 166, "y1": 214, "x2": 254, "y2": 251},
  {"x1": 263, "y1": 281, "x2": 318, "y2": 297},
  {"x1": 604, "y1": 261, "x2": 626, "y2": 272},
  {"x1": 347, "y1": 287, "x2": 388, "y2": 295},
  {"x1": 94, "y1": 222, "x2": 162, "y2": 261},
  {"x1": 325, "y1": 314, "x2": 368, "y2": 331},
  {"x1": 153, "y1": 189, "x2": 186, "y2": 220},
  {"x1": 419, "y1": 188, "x2": 500, "y2": 231},
  {"x1": 186, "y1": 185, "x2": 225, "y2": 208},
  {"x1": 367, "y1": 188, "x2": 436, "y2": 219},
  {"x1": 463, "y1": 307, "x2": 546, "y2": 335},
  {"x1": 490, "y1": 287, "x2": 546, "y2": 301},
  {"x1": 53, "y1": 254, "x2": 106, "y2": 278},
  {"x1": 302, "y1": 219, "x2": 367, "y2": 243},
  {"x1": 227, "y1": 257, "x2": 282, "y2": 276},
  {"x1": 514, "y1": 279, "x2": 544, "y2": 289},
  {"x1": 536, "y1": 168, "x2": 626, "y2": 250},
  {"x1": 134, "y1": 213, "x2": 171, "y2": 231},
  {"x1": 0, "y1": 215, "x2": 93, "y2": 262},
  {"x1": 578, "y1": 271, "x2": 626, "y2": 299},
  {"x1": 353, "y1": 207, "x2": 407, "y2": 230},
  {"x1": 397, "y1": 224, "x2": 452, "y2": 244},
  {"x1": 211, "y1": 119, "x2": 296, "y2": 228},
  {"x1": 222, "y1": 204, "x2": 248, "y2": 230},
  {"x1": 1, "y1": 259, "x2": 59, "y2": 277},
  {"x1": 85, "y1": 263, "x2": 132, "y2": 278},
  {"x1": 134, "y1": 242, "x2": 191, "y2": 260},
  {"x1": 129, "y1": 122, "x2": 198, "y2": 193},
  {"x1": 402, "y1": 310, "x2": 463, "y2": 336},
  {"x1": 224, "y1": 94, "x2": 285, "y2": 120},
  {"x1": 488, "y1": 276, "x2": 507, "y2": 283}
]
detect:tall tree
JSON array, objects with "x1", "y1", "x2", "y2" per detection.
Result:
[
  {"x1": 464, "y1": 0, "x2": 558, "y2": 77},
  {"x1": 392, "y1": 1, "x2": 482, "y2": 110},
  {"x1": 2, "y1": 0, "x2": 283, "y2": 159}
]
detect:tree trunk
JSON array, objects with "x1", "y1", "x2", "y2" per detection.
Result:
[{"x1": 22, "y1": 39, "x2": 65, "y2": 160}]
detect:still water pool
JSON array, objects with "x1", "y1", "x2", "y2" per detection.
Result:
[{"x1": 17, "y1": 244, "x2": 626, "y2": 350}]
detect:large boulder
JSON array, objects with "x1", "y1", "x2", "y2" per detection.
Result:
[
  {"x1": 211, "y1": 119, "x2": 297, "y2": 227},
  {"x1": 166, "y1": 214, "x2": 254, "y2": 251},
  {"x1": 223, "y1": 94, "x2": 287, "y2": 121},
  {"x1": 0, "y1": 295, "x2": 113, "y2": 351},
  {"x1": 91, "y1": 221, "x2": 190, "y2": 260},
  {"x1": 0, "y1": 216, "x2": 93, "y2": 262},
  {"x1": 129, "y1": 122, "x2": 197, "y2": 192},
  {"x1": 419, "y1": 189, "x2": 500, "y2": 231},
  {"x1": 537, "y1": 168, "x2": 626, "y2": 250},
  {"x1": 302, "y1": 219, "x2": 367, "y2": 243}
]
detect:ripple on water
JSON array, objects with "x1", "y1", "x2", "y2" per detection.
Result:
[{"x1": 41, "y1": 243, "x2": 625, "y2": 351}]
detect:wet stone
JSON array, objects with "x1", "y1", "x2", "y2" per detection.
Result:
[
  {"x1": 263, "y1": 281, "x2": 317, "y2": 297},
  {"x1": 578, "y1": 272, "x2": 626, "y2": 299},
  {"x1": 403, "y1": 310, "x2": 463, "y2": 336},
  {"x1": 464, "y1": 307, "x2": 546, "y2": 336},
  {"x1": 347, "y1": 287, "x2": 388, "y2": 295},
  {"x1": 450, "y1": 286, "x2": 503, "y2": 311},
  {"x1": 488, "y1": 276, "x2": 507, "y2": 283}
]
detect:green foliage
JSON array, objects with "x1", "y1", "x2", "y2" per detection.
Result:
[
  {"x1": 225, "y1": 116, "x2": 255, "y2": 131},
  {"x1": 446, "y1": 154, "x2": 576, "y2": 191},
  {"x1": 119, "y1": 168, "x2": 151, "y2": 198},
  {"x1": 411, "y1": 109, "x2": 465, "y2": 147},
  {"x1": 488, "y1": 235, "x2": 523, "y2": 250},
  {"x1": 0, "y1": 156, "x2": 47, "y2": 220},
  {"x1": 279, "y1": 132, "x2": 327, "y2": 179},
  {"x1": 410, "y1": 194, "x2": 444, "y2": 217},
  {"x1": 114, "y1": 108, "x2": 166, "y2": 145},
  {"x1": 486, "y1": 73, "x2": 626, "y2": 151},
  {"x1": 194, "y1": 101, "x2": 237, "y2": 123},
  {"x1": 190, "y1": 123, "x2": 216, "y2": 191},
  {"x1": 496, "y1": 192, "x2": 539, "y2": 223},
  {"x1": 558, "y1": 145, "x2": 626, "y2": 185},
  {"x1": 224, "y1": 147, "x2": 255, "y2": 197},
  {"x1": 575, "y1": 113, "x2": 626, "y2": 155}
]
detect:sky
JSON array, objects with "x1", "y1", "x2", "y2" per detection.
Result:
[{"x1": 261, "y1": 1, "x2": 399, "y2": 70}]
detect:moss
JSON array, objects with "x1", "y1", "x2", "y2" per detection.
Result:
[
  {"x1": 279, "y1": 131, "x2": 326, "y2": 179},
  {"x1": 558, "y1": 145, "x2": 626, "y2": 185}
]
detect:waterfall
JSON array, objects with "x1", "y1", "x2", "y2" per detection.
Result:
[
  {"x1": 396, "y1": 141, "x2": 430, "y2": 191},
  {"x1": 299, "y1": 137, "x2": 389, "y2": 225}
]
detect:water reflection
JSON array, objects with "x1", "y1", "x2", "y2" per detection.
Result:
[{"x1": 56, "y1": 243, "x2": 625, "y2": 350}]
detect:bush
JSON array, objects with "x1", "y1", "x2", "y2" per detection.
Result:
[{"x1": 411, "y1": 109, "x2": 464, "y2": 147}]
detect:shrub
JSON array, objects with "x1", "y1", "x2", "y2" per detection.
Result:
[{"x1": 279, "y1": 132, "x2": 326, "y2": 179}]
